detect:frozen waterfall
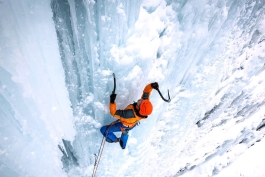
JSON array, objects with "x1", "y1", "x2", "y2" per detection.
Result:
[{"x1": 1, "y1": 0, "x2": 265, "y2": 177}]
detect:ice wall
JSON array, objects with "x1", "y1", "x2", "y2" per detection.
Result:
[
  {"x1": 1, "y1": 0, "x2": 265, "y2": 177},
  {"x1": 50, "y1": 0, "x2": 145, "y2": 175},
  {"x1": 0, "y1": 0, "x2": 75, "y2": 176},
  {"x1": 50, "y1": 0, "x2": 265, "y2": 176}
]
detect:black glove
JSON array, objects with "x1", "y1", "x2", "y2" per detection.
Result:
[
  {"x1": 151, "y1": 82, "x2": 159, "y2": 90},
  {"x1": 110, "y1": 93, "x2": 117, "y2": 103}
]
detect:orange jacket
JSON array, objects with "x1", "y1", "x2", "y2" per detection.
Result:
[{"x1": 109, "y1": 83, "x2": 153, "y2": 127}]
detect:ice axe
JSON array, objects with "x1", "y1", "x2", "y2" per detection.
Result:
[
  {"x1": 156, "y1": 88, "x2": 171, "y2": 102},
  {"x1": 112, "y1": 73, "x2": 116, "y2": 94}
]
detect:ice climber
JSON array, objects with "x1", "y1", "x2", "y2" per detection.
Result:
[{"x1": 100, "y1": 82, "x2": 159, "y2": 149}]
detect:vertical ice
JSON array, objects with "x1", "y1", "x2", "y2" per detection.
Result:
[
  {"x1": 1, "y1": 0, "x2": 265, "y2": 176},
  {"x1": 0, "y1": 0, "x2": 75, "y2": 176}
]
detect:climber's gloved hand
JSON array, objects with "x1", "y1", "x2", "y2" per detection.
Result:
[
  {"x1": 110, "y1": 93, "x2": 117, "y2": 103},
  {"x1": 151, "y1": 82, "x2": 159, "y2": 90}
]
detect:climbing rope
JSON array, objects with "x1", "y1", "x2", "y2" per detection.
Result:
[
  {"x1": 92, "y1": 136, "x2": 106, "y2": 177},
  {"x1": 92, "y1": 120, "x2": 119, "y2": 177},
  {"x1": 92, "y1": 74, "x2": 118, "y2": 176}
]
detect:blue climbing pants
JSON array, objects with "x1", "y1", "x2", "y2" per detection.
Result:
[{"x1": 100, "y1": 121, "x2": 135, "y2": 149}]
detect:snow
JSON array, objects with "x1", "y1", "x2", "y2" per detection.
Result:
[
  {"x1": 217, "y1": 139, "x2": 265, "y2": 177},
  {"x1": 1, "y1": 0, "x2": 265, "y2": 177}
]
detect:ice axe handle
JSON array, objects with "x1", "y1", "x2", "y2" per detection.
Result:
[{"x1": 112, "y1": 73, "x2": 116, "y2": 94}]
